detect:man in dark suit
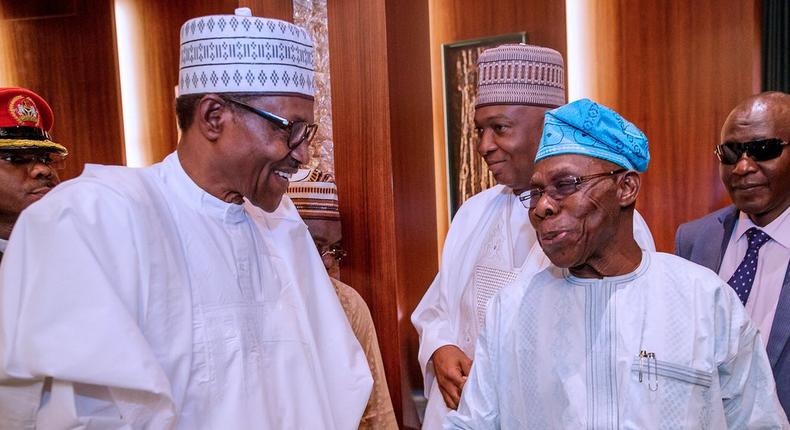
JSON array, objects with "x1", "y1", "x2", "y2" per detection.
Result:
[
  {"x1": 676, "y1": 91, "x2": 790, "y2": 417},
  {"x1": 0, "y1": 87, "x2": 66, "y2": 263}
]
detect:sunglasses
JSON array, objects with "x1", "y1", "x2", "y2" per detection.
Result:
[
  {"x1": 224, "y1": 98, "x2": 318, "y2": 150},
  {"x1": 715, "y1": 138, "x2": 788, "y2": 165},
  {"x1": 0, "y1": 151, "x2": 66, "y2": 170}
]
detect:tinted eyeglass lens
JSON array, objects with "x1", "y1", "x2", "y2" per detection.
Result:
[
  {"x1": 525, "y1": 190, "x2": 541, "y2": 209},
  {"x1": 554, "y1": 180, "x2": 581, "y2": 199},
  {"x1": 288, "y1": 122, "x2": 318, "y2": 149},
  {"x1": 718, "y1": 139, "x2": 786, "y2": 164},
  {"x1": 751, "y1": 140, "x2": 785, "y2": 161},
  {"x1": 0, "y1": 153, "x2": 65, "y2": 169}
]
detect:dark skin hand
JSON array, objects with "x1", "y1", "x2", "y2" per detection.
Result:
[{"x1": 431, "y1": 344, "x2": 472, "y2": 410}]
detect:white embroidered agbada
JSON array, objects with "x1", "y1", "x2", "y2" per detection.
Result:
[
  {"x1": 445, "y1": 252, "x2": 789, "y2": 429},
  {"x1": 412, "y1": 184, "x2": 656, "y2": 429},
  {"x1": 0, "y1": 152, "x2": 373, "y2": 429}
]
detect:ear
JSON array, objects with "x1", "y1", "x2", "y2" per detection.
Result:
[
  {"x1": 195, "y1": 94, "x2": 229, "y2": 142},
  {"x1": 617, "y1": 171, "x2": 640, "y2": 207}
]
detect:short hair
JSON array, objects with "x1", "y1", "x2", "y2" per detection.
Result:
[{"x1": 174, "y1": 93, "x2": 260, "y2": 132}]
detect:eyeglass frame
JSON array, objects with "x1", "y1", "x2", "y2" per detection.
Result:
[
  {"x1": 222, "y1": 97, "x2": 318, "y2": 150},
  {"x1": 519, "y1": 168, "x2": 628, "y2": 209},
  {"x1": 320, "y1": 244, "x2": 347, "y2": 262},
  {"x1": 0, "y1": 151, "x2": 67, "y2": 170},
  {"x1": 714, "y1": 138, "x2": 788, "y2": 165}
]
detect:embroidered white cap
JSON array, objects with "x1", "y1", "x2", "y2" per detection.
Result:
[{"x1": 177, "y1": 8, "x2": 315, "y2": 98}]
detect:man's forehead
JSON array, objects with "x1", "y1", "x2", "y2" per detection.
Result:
[
  {"x1": 722, "y1": 108, "x2": 781, "y2": 142},
  {"x1": 532, "y1": 155, "x2": 596, "y2": 179}
]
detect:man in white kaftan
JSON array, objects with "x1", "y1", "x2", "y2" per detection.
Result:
[
  {"x1": 0, "y1": 9, "x2": 372, "y2": 429},
  {"x1": 446, "y1": 99, "x2": 788, "y2": 429},
  {"x1": 411, "y1": 44, "x2": 656, "y2": 429}
]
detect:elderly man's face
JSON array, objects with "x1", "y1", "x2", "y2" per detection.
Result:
[
  {"x1": 719, "y1": 97, "x2": 790, "y2": 226},
  {"x1": 528, "y1": 154, "x2": 624, "y2": 269},
  {"x1": 0, "y1": 150, "x2": 60, "y2": 234},
  {"x1": 221, "y1": 95, "x2": 314, "y2": 212},
  {"x1": 305, "y1": 218, "x2": 343, "y2": 279},
  {"x1": 474, "y1": 105, "x2": 548, "y2": 193}
]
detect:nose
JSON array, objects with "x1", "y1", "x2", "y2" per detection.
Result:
[
  {"x1": 29, "y1": 161, "x2": 56, "y2": 181},
  {"x1": 531, "y1": 192, "x2": 557, "y2": 220},
  {"x1": 731, "y1": 153, "x2": 759, "y2": 176},
  {"x1": 477, "y1": 129, "x2": 497, "y2": 158}
]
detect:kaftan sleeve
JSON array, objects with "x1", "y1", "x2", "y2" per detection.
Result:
[
  {"x1": 411, "y1": 200, "x2": 476, "y2": 395},
  {"x1": 443, "y1": 293, "x2": 502, "y2": 430},
  {"x1": 715, "y1": 285, "x2": 790, "y2": 429},
  {"x1": 412, "y1": 270, "x2": 460, "y2": 393},
  {"x1": 0, "y1": 180, "x2": 177, "y2": 429}
]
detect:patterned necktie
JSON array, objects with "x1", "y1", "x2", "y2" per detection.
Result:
[{"x1": 727, "y1": 227, "x2": 771, "y2": 305}]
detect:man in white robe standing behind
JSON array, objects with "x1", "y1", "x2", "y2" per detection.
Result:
[
  {"x1": 0, "y1": 8, "x2": 372, "y2": 429},
  {"x1": 411, "y1": 44, "x2": 655, "y2": 429},
  {"x1": 446, "y1": 98, "x2": 788, "y2": 429}
]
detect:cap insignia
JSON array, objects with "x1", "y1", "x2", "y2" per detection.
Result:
[{"x1": 9, "y1": 96, "x2": 40, "y2": 126}]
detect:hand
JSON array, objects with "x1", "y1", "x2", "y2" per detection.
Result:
[{"x1": 431, "y1": 345, "x2": 472, "y2": 410}]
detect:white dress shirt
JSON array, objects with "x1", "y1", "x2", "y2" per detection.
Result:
[{"x1": 719, "y1": 207, "x2": 790, "y2": 344}]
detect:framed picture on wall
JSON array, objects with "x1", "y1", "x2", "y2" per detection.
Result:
[{"x1": 442, "y1": 32, "x2": 527, "y2": 219}]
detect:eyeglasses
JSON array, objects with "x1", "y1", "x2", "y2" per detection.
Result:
[
  {"x1": 320, "y1": 244, "x2": 347, "y2": 262},
  {"x1": 519, "y1": 169, "x2": 627, "y2": 209},
  {"x1": 224, "y1": 98, "x2": 318, "y2": 149},
  {"x1": 0, "y1": 152, "x2": 66, "y2": 170},
  {"x1": 715, "y1": 138, "x2": 788, "y2": 165}
]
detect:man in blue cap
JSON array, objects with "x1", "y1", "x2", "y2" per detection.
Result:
[{"x1": 446, "y1": 99, "x2": 787, "y2": 429}]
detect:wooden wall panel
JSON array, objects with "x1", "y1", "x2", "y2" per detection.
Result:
[
  {"x1": 385, "y1": 0, "x2": 438, "y2": 425},
  {"x1": 0, "y1": 0, "x2": 124, "y2": 180},
  {"x1": 329, "y1": 0, "x2": 436, "y2": 427},
  {"x1": 428, "y1": 0, "x2": 567, "y2": 251},
  {"x1": 579, "y1": 0, "x2": 761, "y2": 251}
]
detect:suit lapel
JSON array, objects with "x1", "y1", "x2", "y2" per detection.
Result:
[
  {"x1": 704, "y1": 206, "x2": 738, "y2": 273},
  {"x1": 767, "y1": 262, "x2": 790, "y2": 367}
]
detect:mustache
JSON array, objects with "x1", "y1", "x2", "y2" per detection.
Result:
[
  {"x1": 279, "y1": 156, "x2": 300, "y2": 170},
  {"x1": 28, "y1": 179, "x2": 57, "y2": 192}
]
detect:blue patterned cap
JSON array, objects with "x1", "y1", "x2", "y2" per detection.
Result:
[{"x1": 535, "y1": 99, "x2": 650, "y2": 172}]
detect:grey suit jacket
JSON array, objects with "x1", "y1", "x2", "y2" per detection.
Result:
[{"x1": 676, "y1": 205, "x2": 790, "y2": 417}]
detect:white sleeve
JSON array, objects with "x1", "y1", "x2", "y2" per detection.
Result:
[
  {"x1": 716, "y1": 286, "x2": 789, "y2": 429},
  {"x1": 412, "y1": 269, "x2": 460, "y2": 393},
  {"x1": 0, "y1": 181, "x2": 176, "y2": 429},
  {"x1": 443, "y1": 294, "x2": 502, "y2": 430}
]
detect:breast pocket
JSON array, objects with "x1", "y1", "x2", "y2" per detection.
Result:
[
  {"x1": 625, "y1": 356, "x2": 716, "y2": 428},
  {"x1": 630, "y1": 357, "x2": 713, "y2": 388}
]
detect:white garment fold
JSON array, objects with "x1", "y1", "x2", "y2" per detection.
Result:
[{"x1": 0, "y1": 152, "x2": 372, "y2": 429}]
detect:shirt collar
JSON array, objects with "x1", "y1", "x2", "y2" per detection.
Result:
[
  {"x1": 162, "y1": 152, "x2": 246, "y2": 224},
  {"x1": 564, "y1": 250, "x2": 651, "y2": 285},
  {"x1": 0, "y1": 238, "x2": 6, "y2": 253},
  {"x1": 734, "y1": 206, "x2": 790, "y2": 249}
]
